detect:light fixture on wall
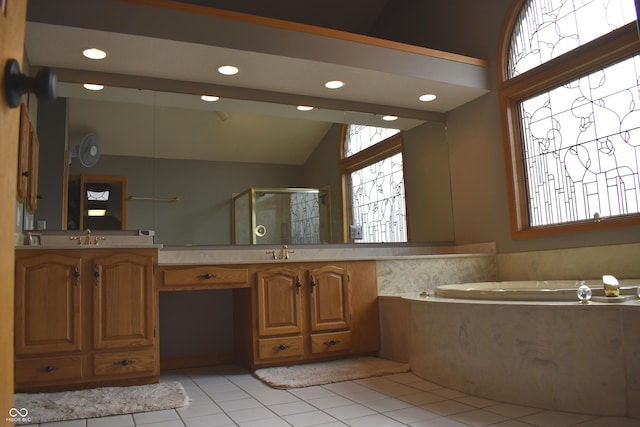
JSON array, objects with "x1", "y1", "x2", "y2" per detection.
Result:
[{"x1": 87, "y1": 205, "x2": 107, "y2": 217}]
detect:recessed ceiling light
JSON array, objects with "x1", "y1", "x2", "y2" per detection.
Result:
[
  {"x1": 419, "y1": 94, "x2": 437, "y2": 102},
  {"x1": 201, "y1": 95, "x2": 220, "y2": 102},
  {"x1": 83, "y1": 83, "x2": 104, "y2": 91},
  {"x1": 83, "y1": 48, "x2": 107, "y2": 60},
  {"x1": 218, "y1": 65, "x2": 239, "y2": 76},
  {"x1": 297, "y1": 105, "x2": 314, "y2": 111},
  {"x1": 324, "y1": 80, "x2": 344, "y2": 89},
  {"x1": 382, "y1": 115, "x2": 398, "y2": 121}
]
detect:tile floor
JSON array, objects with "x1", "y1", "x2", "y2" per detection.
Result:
[{"x1": 24, "y1": 365, "x2": 639, "y2": 427}]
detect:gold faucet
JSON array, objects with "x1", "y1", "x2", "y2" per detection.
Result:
[
  {"x1": 68, "y1": 229, "x2": 106, "y2": 246},
  {"x1": 266, "y1": 245, "x2": 295, "y2": 260},
  {"x1": 279, "y1": 244, "x2": 294, "y2": 260},
  {"x1": 84, "y1": 229, "x2": 92, "y2": 245}
]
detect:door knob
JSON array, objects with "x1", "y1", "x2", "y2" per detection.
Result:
[{"x1": 4, "y1": 59, "x2": 57, "y2": 108}]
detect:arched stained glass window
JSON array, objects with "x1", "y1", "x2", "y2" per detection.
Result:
[
  {"x1": 508, "y1": 0, "x2": 636, "y2": 77},
  {"x1": 499, "y1": 0, "x2": 640, "y2": 237}
]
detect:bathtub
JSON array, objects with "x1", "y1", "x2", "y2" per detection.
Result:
[
  {"x1": 434, "y1": 279, "x2": 639, "y2": 301},
  {"x1": 378, "y1": 283, "x2": 640, "y2": 418}
]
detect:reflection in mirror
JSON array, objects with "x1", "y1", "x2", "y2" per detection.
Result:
[
  {"x1": 67, "y1": 175, "x2": 126, "y2": 230},
  {"x1": 36, "y1": 83, "x2": 454, "y2": 246},
  {"x1": 232, "y1": 187, "x2": 331, "y2": 245}
]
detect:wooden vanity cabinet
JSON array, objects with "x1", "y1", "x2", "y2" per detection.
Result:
[
  {"x1": 14, "y1": 247, "x2": 158, "y2": 392},
  {"x1": 235, "y1": 260, "x2": 380, "y2": 369}
]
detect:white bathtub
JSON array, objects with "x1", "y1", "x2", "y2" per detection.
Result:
[{"x1": 434, "y1": 279, "x2": 639, "y2": 301}]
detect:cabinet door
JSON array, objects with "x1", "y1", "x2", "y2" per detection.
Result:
[
  {"x1": 15, "y1": 252, "x2": 83, "y2": 355},
  {"x1": 256, "y1": 267, "x2": 303, "y2": 337},
  {"x1": 308, "y1": 265, "x2": 351, "y2": 332},
  {"x1": 93, "y1": 252, "x2": 154, "y2": 349}
]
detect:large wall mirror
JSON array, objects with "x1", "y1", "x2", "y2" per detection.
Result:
[
  {"x1": 35, "y1": 84, "x2": 455, "y2": 246},
  {"x1": 26, "y1": 0, "x2": 486, "y2": 246}
]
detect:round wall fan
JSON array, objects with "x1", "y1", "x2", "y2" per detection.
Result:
[{"x1": 70, "y1": 133, "x2": 100, "y2": 167}]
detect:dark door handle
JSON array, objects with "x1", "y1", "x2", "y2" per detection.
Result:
[{"x1": 4, "y1": 59, "x2": 57, "y2": 108}]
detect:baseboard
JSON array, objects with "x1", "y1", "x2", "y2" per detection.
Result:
[{"x1": 160, "y1": 352, "x2": 235, "y2": 371}]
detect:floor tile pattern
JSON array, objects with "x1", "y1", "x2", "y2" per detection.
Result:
[{"x1": 22, "y1": 366, "x2": 640, "y2": 426}]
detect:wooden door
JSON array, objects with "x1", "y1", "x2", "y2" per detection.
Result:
[
  {"x1": 308, "y1": 265, "x2": 351, "y2": 332},
  {"x1": 15, "y1": 252, "x2": 83, "y2": 355},
  {"x1": 256, "y1": 267, "x2": 303, "y2": 337},
  {"x1": 93, "y1": 251, "x2": 155, "y2": 349},
  {"x1": 1, "y1": 0, "x2": 29, "y2": 416}
]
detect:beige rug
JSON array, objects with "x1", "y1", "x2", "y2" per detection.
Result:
[
  {"x1": 12, "y1": 382, "x2": 188, "y2": 425},
  {"x1": 254, "y1": 357, "x2": 410, "y2": 389}
]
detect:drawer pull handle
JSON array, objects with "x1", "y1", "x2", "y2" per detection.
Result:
[
  {"x1": 44, "y1": 365, "x2": 56, "y2": 373},
  {"x1": 325, "y1": 339, "x2": 340, "y2": 346},
  {"x1": 200, "y1": 273, "x2": 216, "y2": 280},
  {"x1": 273, "y1": 344, "x2": 289, "y2": 351},
  {"x1": 117, "y1": 359, "x2": 132, "y2": 366}
]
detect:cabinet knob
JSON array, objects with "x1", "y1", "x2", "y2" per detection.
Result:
[
  {"x1": 200, "y1": 273, "x2": 216, "y2": 280},
  {"x1": 310, "y1": 276, "x2": 317, "y2": 292},
  {"x1": 44, "y1": 365, "x2": 55, "y2": 373},
  {"x1": 119, "y1": 359, "x2": 131, "y2": 366},
  {"x1": 325, "y1": 339, "x2": 340, "y2": 346},
  {"x1": 273, "y1": 344, "x2": 289, "y2": 351}
]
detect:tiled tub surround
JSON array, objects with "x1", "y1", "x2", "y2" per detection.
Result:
[
  {"x1": 496, "y1": 242, "x2": 640, "y2": 281},
  {"x1": 376, "y1": 254, "x2": 497, "y2": 296},
  {"x1": 377, "y1": 242, "x2": 640, "y2": 419},
  {"x1": 391, "y1": 296, "x2": 640, "y2": 418}
]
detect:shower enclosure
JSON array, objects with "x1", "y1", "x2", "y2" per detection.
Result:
[{"x1": 232, "y1": 187, "x2": 331, "y2": 245}]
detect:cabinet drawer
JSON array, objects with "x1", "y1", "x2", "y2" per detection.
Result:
[
  {"x1": 258, "y1": 336, "x2": 304, "y2": 361},
  {"x1": 93, "y1": 349, "x2": 157, "y2": 377},
  {"x1": 15, "y1": 355, "x2": 84, "y2": 385},
  {"x1": 310, "y1": 331, "x2": 352, "y2": 354},
  {"x1": 162, "y1": 266, "x2": 249, "y2": 289}
]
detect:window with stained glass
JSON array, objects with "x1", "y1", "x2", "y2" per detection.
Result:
[
  {"x1": 499, "y1": 0, "x2": 640, "y2": 236},
  {"x1": 341, "y1": 125, "x2": 407, "y2": 243}
]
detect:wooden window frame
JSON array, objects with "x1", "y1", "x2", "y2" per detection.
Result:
[{"x1": 498, "y1": 1, "x2": 640, "y2": 239}]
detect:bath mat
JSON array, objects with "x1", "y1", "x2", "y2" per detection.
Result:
[
  {"x1": 12, "y1": 381, "x2": 188, "y2": 425},
  {"x1": 254, "y1": 356, "x2": 410, "y2": 389}
]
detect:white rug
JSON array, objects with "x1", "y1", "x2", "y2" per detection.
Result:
[
  {"x1": 13, "y1": 382, "x2": 189, "y2": 425},
  {"x1": 254, "y1": 357, "x2": 410, "y2": 389}
]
